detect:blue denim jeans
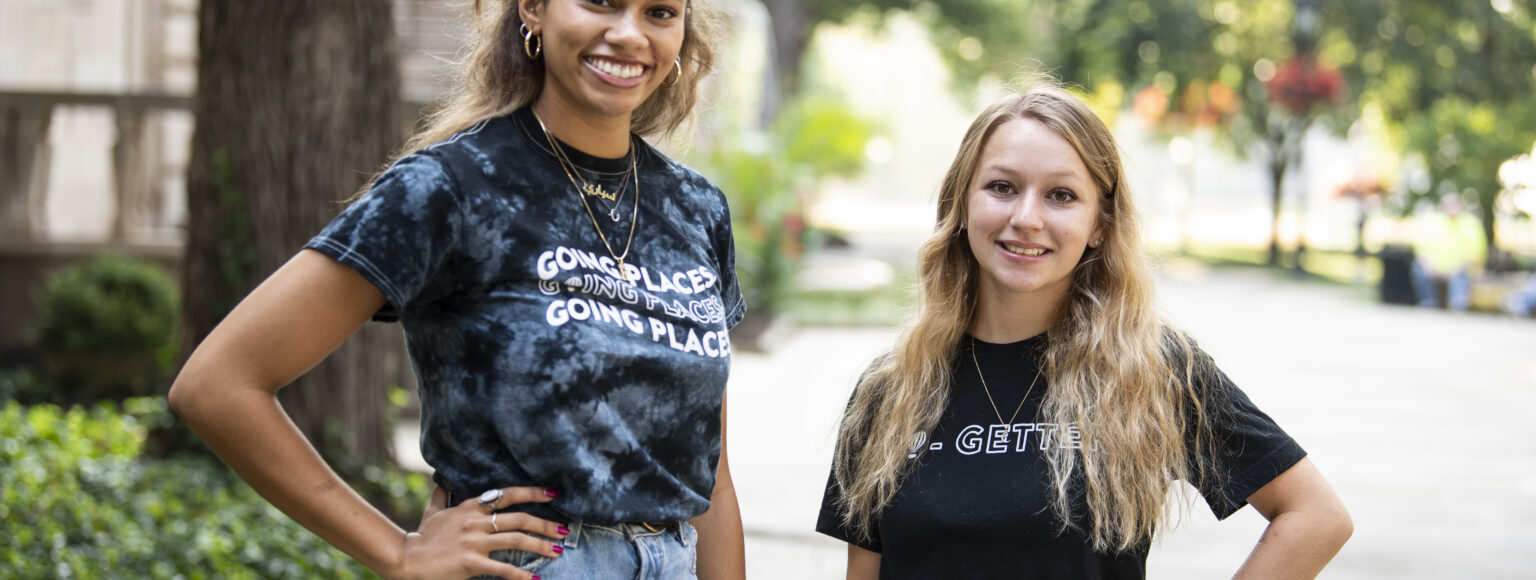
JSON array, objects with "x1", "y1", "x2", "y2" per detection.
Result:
[
  {"x1": 1411, "y1": 262, "x2": 1471, "y2": 311},
  {"x1": 474, "y1": 520, "x2": 698, "y2": 579}
]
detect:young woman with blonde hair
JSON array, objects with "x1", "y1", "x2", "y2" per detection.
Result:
[
  {"x1": 170, "y1": 1, "x2": 747, "y2": 578},
  {"x1": 816, "y1": 84, "x2": 1352, "y2": 578}
]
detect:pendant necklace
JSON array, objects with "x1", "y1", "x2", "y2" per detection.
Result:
[
  {"x1": 538, "y1": 116, "x2": 635, "y2": 222},
  {"x1": 596, "y1": 163, "x2": 635, "y2": 222},
  {"x1": 532, "y1": 110, "x2": 640, "y2": 281},
  {"x1": 555, "y1": 142, "x2": 635, "y2": 222},
  {"x1": 970, "y1": 336, "x2": 1044, "y2": 442}
]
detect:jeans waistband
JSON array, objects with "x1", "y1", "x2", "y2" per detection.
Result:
[{"x1": 565, "y1": 520, "x2": 690, "y2": 549}]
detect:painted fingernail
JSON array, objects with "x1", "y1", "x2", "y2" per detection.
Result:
[
  {"x1": 557, "y1": 525, "x2": 570, "y2": 536},
  {"x1": 532, "y1": 576, "x2": 541, "y2": 580},
  {"x1": 552, "y1": 545, "x2": 565, "y2": 554},
  {"x1": 545, "y1": 489, "x2": 560, "y2": 498}
]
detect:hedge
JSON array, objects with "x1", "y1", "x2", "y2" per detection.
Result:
[
  {"x1": 33, "y1": 255, "x2": 178, "y2": 402},
  {"x1": 0, "y1": 397, "x2": 429, "y2": 579}
]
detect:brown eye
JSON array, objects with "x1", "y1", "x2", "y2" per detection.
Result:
[
  {"x1": 988, "y1": 181, "x2": 1014, "y2": 195},
  {"x1": 1048, "y1": 189, "x2": 1078, "y2": 203}
]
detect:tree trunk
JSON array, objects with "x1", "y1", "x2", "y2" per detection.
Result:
[
  {"x1": 762, "y1": 0, "x2": 810, "y2": 122},
  {"x1": 1478, "y1": 203, "x2": 1498, "y2": 271},
  {"x1": 1267, "y1": 160, "x2": 1285, "y2": 267},
  {"x1": 183, "y1": 0, "x2": 406, "y2": 475},
  {"x1": 1264, "y1": 118, "x2": 1311, "y2": 269}
]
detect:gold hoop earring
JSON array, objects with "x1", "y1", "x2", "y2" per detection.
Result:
[
  {"x1": 664, "y1": 58, "x2": 682, "y2": 86},
  {"x1": 520, "y1": 23, "x2": 541, "y2": 60}
]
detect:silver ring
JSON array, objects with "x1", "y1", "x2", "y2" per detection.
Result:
[
  {"x1": 491, "y1": 511, "x2": 500, "y2": 533},
  {"x1": 477, "y1": 488, "x2": 503, "y2": 508}
]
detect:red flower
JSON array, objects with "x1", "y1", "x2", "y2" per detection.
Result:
[{"x1": 1267, "y1": 54, "x2": 1343, "y2": 115}]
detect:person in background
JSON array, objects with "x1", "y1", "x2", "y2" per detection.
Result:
[
  {"x1": 1412, "y1": 195, "x2": 1487, "y2": 311},
  {"x1": 1502, "y1": 272, "x2": 1536, "y2": 317},
  {"x1": 816, "y1": 82, "x2": 1352, "y2": 579},
  {"x1": 168, "y1": 1, "x2": 747, "y2": 578}
]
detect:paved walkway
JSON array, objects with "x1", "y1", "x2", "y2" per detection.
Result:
[{"x1": 728, "y1": 263, "x2": 1536, "y2": 578}]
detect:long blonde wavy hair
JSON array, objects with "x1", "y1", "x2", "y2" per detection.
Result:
[
  {"x1": 832, "y1": 83, "x2": 1221, "y2": 552},
  {"x1": 400, "y1": 0, "x2": 718, "y2": 156}
]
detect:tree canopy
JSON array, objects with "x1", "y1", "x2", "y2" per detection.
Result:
[{"x1": 778, "y1": 0, "x2": 1536, "y2": 253}]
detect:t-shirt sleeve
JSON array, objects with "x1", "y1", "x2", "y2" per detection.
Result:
[
  {"x1": 1185, "y1": 344, "x2": 1308, "y2": 520},
  {"x1": 303, "y1": 150, "x2": 463, "y2": 321},
  {"x1": 712, "y1": 189, "x2": 746, "y2": 330}
]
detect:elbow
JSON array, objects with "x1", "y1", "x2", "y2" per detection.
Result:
[
  {"x1": 1326, "y1": 504, "x2": 1354, "y2": 549},
  {"x1": 167, "y1": 370, "x2": 227, "y2": 438},
  {"x1": 167, "y1": 358, "x2": 276, "y2": 429},
  {"x1": 1301, "y1": 499, "x2": 1353, "y2": 554},
  {"x1": 166, "y1": 343, "x2": 227, "y2": 422},
  {"x1": 166, "y1": 359, "x2": 218, "y2": 424},
  {"x1": 165, "y1": 373, "x2": 196, "y2": 420}
]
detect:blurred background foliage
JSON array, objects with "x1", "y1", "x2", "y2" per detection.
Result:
[
  {"x1": 749, "y1": 0, "x2": 1534, "y2": 283},
  {"x1": 0, "y1": 396, "x2": 429, "y2": 579},
  {"x1": 0, "y1": 254, "x2": 427, "y2": 575},
  {"x1": 697, "y1": 94, "x2": 876, "y2": 329},
  {"x1": 32, "y1": 255, "x2": 178, "y2": 404}
]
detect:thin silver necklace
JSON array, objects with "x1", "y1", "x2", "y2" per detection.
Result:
[{"x1": 970, "y1": 336, "x2": 1043, "y2": 442}]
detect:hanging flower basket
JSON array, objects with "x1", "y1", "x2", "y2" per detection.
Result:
[{"x1": 1266, "y1": 54, "x2": 1343, "y2": 115}]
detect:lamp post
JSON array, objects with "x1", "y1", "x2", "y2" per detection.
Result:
[
  {"x1": 1290, "y1": 0, "x2": 1320, "y2": 273},
  {"x1": 1294, "y1": 0, "x2": 1320, "y2": 54}
]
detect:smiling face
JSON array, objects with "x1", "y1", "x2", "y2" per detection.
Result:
[
  {"x1": 522, "y1": 0, "x2": 687, "y2": 126},
  {"x1": 965, "y1": 117, "x2": 1106, "y2": 315}
]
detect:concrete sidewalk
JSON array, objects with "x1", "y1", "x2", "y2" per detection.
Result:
[{"x1": 728, "y1": 265, "x2": 1536, "y2": 579}]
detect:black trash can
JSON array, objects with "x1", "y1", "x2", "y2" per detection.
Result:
[{"x1": 1379, "y1": 244, "x2": 1417, "y2": 305}]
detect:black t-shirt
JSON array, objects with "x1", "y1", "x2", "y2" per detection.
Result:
[
  {"x1": 815, "y1": 334, "x2": 1306, "y2": 579},
  {"x1": 305, "y1": 107, "x2": 744, "y2": 524}
]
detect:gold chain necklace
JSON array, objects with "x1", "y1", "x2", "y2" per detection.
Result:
[
  {"x1": 532, "y1": 111, "x2": 640, "y2": 282},
  {"x1": 595, "y1": 163, "x2": 636, "y2": 222},
  {"x1": 546, "y1": 130, "x2": 636, "y2": 221},
  {"x1": 970, "y1": 336, "x2": 1043, "y2": 442},
  {"x1": 545, "y1": 132, "x2": 625, "y2": 203}
]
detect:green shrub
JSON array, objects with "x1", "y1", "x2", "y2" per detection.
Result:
[
  {"x1": 0, "y1": 367, "x2": 50, "y2": 404},
  {"x1": 34, "y1": 255, "x2": 178, "y2": 402},
  {"x1": 694, "y1": 96, "x2": 875, "y2": 320},
  {"x1": 0, "y1": 397, "x2": 430, "y2": 579}
]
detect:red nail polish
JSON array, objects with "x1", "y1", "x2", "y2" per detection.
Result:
[
  {"x1": 552, "y1": 545, "x2": 565, "y2": 554},
  {"x1": 545, "y1": 489, "x2": 559, "y2": 498},
  {"x1": 532, "y1": 576, "x2": 541, "y2": 580},
  {"x1": 557, "y1": 525, "x2": 570, "y2": 536}
]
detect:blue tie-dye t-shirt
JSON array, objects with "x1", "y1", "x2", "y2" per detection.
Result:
[{"x1": 304, "y1": 107, "x2": 745, "y2": 524}]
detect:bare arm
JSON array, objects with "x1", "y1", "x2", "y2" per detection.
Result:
[
  {"x1": 1232, "y1": 457, "x2": 1353, "y2": 579},
  {"x1": 689, "y1": 393, "x2": 746, "y2": 579},
  {"x1": 847, "y1": 543, "x2": 880, "y2": 580},
  {"x1": 168, "y1": 250, "x2": 562, "y2": 580}
]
